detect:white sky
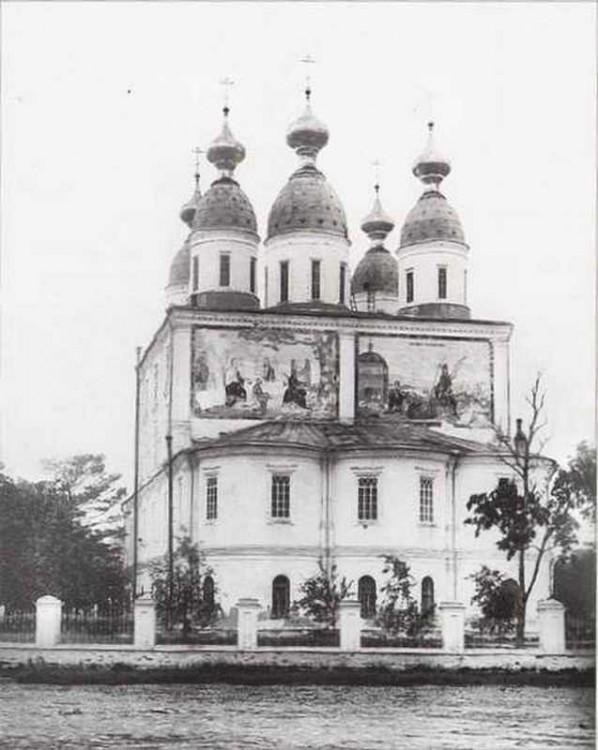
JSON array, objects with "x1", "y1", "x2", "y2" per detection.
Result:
[{"x1": 1, "y1": 2, "x2": 595, "y2": 488}]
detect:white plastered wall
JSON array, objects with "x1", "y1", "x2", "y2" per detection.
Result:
[
  {"x1": 189, "y1": 230, "x2": 259, "y2": 298},
  {"x1": 396, "y1": 240, "x2": 469, "y2": 310}
]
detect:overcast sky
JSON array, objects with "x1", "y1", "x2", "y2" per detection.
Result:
[{"x1": 2, "y1": 2, "x2": 595, "y2": 488}]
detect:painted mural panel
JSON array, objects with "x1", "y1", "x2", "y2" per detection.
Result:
[
  {"x1": 357, "y1": 335, "x2": 492, "y2": 425},
  {"x1": 191, "y1": 327, "x2": 338, "y2": 420}
]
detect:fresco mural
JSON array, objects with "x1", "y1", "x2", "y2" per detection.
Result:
[
  {"x1": 191, "y1": 327, "x2": 338, "y2": 420},
  {"x1": 357, "y1": 335, "x2": 492, "y2": 425}
]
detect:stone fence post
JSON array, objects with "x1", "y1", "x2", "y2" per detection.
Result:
[
  {"x1": 36, "y1": 595, "x2": 62, "y2": 648},
  {"x1": 339, "y1": 600, "x2": 361, "y2": 651},
  {"x1": 236, "y1": 598, "x2": 260, "y2": 650},
  {"x1": 134, "y1": 594, "x2": 156, "y2": 648},
  {"x1": 439, "y1": 601, "x2": 466, "y2": 653},
  {"x1": 537, "y1": 599, "x2": 565, "y2": 653}
]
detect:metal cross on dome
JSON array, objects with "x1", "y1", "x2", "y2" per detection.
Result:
[
  {"x1": 192, "y1": 147, "x2": 204, "y2": 186},
  {"x1": 300, "y1": 54, "x2": 316, "y2": 97},
  {"x1": 219, "y1": 76, "x2": 235, "y2": 109},
  {"x1": 371, "y1": 160, "x2": 382, "y2": 192}
]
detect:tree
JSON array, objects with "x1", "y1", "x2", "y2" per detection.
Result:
[
  {"x1": 294, "y1": 559, "x2": 354, "y2": 628},
  {"x1": 465, "y1": 375, "x2": 595, "y2": 643},
  {"x1": 42, "y1": 454, "x2": 127, "y2": 542},
  {"x1": 0, "y1": 469, "x2": 128, "y2": 609},
  {"x1": 376, "y1": 555, "x2": 421, "y2": 636},
  {"x1": 553, "y1": 548, "x2": 596, "y2": 617},
  {"x1": 469, "y1": 566, "x2": 521, "y2": 634},
  {"x1": 149, "y1": 537, "x2": 220, "y2": 632}
]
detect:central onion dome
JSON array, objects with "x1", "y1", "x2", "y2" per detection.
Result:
[
  {"x1": 193, "y1": 107, "x2": 258, "y2": 236},
  {"x1": 267, "y1": 90, "x2": 348, "y2": 240},
  {"x1": 352, "y1": 185, "x2": 398, "y2": 303},
  {"x1": 400, "y1": 122, "x2": 465, "y2": 248}
]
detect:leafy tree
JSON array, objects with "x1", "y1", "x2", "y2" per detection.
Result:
[
  {"x1": 42, "y1": 454, "x2": 127, "y2": 542},
  {"x1": 0, "y1": 469, "x2": 128, "y2": 609},
  {"x1": 377, "y1": 555, "x2": 421, "y2": 636},
  {"x1": 294, "y1": 559, "x2": 354, "y2": 628},
  {"x1": 469, "y1": 566, "x2": 520, "y2": 634},
  {"x1": 553, "y1": 548, "x2": 596, "y2": 617},
  {"x1": 149, "y1": 537, "x2": 220, "y2": 632},
  {"x1": 465, "y1": 376, "x2": 595, "y2": 643}
]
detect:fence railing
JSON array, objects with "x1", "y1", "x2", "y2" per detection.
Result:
[
  {"x1": 361, "y1": 628, "x2": 442, "y2": 649},
  {"x1": 61, "y1": 605, "x2": 133, "y2": 645},
  {"x1": 565, "y1": 613, "x2": 595, "y2": 651},
  {"x1": 0, "y1": 608, "x2": 36, "y2": 643},
  {"x1": 257, "y1": 628, "x2": 339, "y2": 648},
  {"x1": 156, "y1": 627, "x2": 237, "y2": 646}
]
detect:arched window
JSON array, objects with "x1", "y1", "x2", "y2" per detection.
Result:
[
  {"x1": 358, "y1": 575, "x2": 377, "y2": 619},
  {"x1": 272, "y1": 575, "x2": 290, "y2": 619},
  {"x1": 203, "y1": 576, "x2": 215, "y2": 607},
  {"x1": 421, "y1": 576, "x2": 435, "y2": 618}
]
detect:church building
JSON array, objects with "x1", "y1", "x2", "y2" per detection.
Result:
[{"x1": 126, "y1": 87, "x2": 550, "y2": 623}]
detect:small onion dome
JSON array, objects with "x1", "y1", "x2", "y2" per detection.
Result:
[
  {"x1": 168, "y1": 241, "x2": 190, "y2": 287},
  {"x1": 267, "y1": 164, "x2": 348, "y2": 240},
  {"x1": 351, "y1": 246, "x2": 398, "y2": 297},
  {"x1": 286, "y1": 90, "x2": 329, "y2": 160},
  {"x1": 179, "y1": 182, "x2": 202, "y2": 227},
  {"x1": 413, "y1": 122, "x2": 451, "y2": 188},
  {"x1": 361, "y1": 185, "x2": 394, "y2": 244},
  {"x1": 206, "y1": 107, "x2": 246, "y2": 175},
  {"x1": 358, "y1": 341, "x2": 387, "y2": 365},
  {"x1": 193, "y1": 176, "x2": 258, "y2": 235},
  {"x1": 400, "y1": 189, "x2": 465, "y2": 247}
]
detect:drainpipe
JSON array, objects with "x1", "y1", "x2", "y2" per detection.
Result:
[
  {"x1": 166, "y1": 433, "x2": 174, "y2": 612},
  {"x1": 323, "y1": 450, "x2": 332, "y2": 575},
  {"x1": 450, "y1": 453, "x2": 461, "y2": 601},
  {"x1": 132, "y1": 346, "x2": 142, "y2": 598}
]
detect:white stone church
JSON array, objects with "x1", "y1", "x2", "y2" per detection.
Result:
[{"x1": 125, "y1": 88, "x2": 550, "y2": 623}]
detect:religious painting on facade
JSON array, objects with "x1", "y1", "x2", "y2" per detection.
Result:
[
  {"x1": 191, "y1": 327, "x2": 338, "y2": 420},
  {"x1": 357, "y1": 335, "x2": 492, "y2": 425}
]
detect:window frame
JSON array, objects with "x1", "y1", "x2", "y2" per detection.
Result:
[
  {"x1": 406, "y1": 269, "x2": 414, "y2": 304},
  {"x1": 311, "y1": 259, "x2": 321, "y2": 300},
  {"x1": 250, "y1": 257, "x2": 257, "y2": 294},
  {"x1": 339, "y1": 262, "x2": 347, "y2": 305},
  {"x1": 192, "y1": 255, "x2": 199, "y2": 291},
  {"x1": 357, "y1": 475, "x2": 378, "y2": 522},
  {"x1": 206, "y1": 475, "x2": 218, "y2": 521},
  {"x1": 419, "y1": 475, "x2": 434, "y2": 524},
  {"x1": 438, "y1": 266, "x2": 447, "y2": 300},
  {"x1": 219, "y1": 253, "x2": 231, "y2": 287},
  {"x1": 271, "y1": 474, "x2": 291, "y2": 520},
  {"x1": 280, "y1": 260, "x2": 289, "y2": 303}
]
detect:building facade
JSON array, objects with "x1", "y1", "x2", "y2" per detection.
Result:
[{"x1": 126, "y1": 92, "x2": 550, "y2": 623}]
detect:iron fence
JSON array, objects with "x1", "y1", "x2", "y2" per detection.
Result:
[
  {"x1": 361, "y1": 628, "x2": 442, "y2": 649},
  {"x1": 156, "y1": 627, "x2": 237, "y2": 646},
  {"x1": 61, "y1": 604, "x2": 133, "y2": 644},
  {"x1": 0, "y1": 608, "x2": 35, "y2": 643},
  {"x1": 257, "y1": 628, "x2": 340, "y2": 648},
  {"x1": 566, "y1": 613, "x2": 595, "y2": 651}
]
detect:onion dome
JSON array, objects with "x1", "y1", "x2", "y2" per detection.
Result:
[
  {"x1": 168, "y1": 240, "x2": 190, "y2": 287},
  {"x1": 206, "y1": 106, "x2": 246, "y2": 176},
  {"x1": 400, "y1": 123, "x2": 466, "y2": 248},
  {"x1": 352, "y1": 185, "x2": 398, "y2": 297},
  {"x1": 267, "y1": 89, "x2": 347, "y2": 241},
  {"x1": 413, "y1": 121, "x2": 451, "y2": 188},
  {"x1": 179, "y1": 174, "x2": 202, "y2": 227},
  {"x1": 193, "y1": 107, "x2": 258, "y2": 236}
]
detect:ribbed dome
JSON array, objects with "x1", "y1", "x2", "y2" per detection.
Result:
[
  {"x1": 400, "y1": 190, "x2": 465, "y2": 247},
  {"x1": 168, "y1": 241, "x2": 190, "y2": 287},
  {"x1": 351, "y1": 246, "x2": 398, "y2": 296},
  {"x1": 193, "y1": 177, "x2": 258, "y2": 235},
  {"x1": 267, "y1": 164, "x2": 348, "y2": 240}
]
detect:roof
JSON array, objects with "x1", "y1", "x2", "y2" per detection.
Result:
[
  {"x1": 267, "y1": 164, "x2": 348, "y2": 241},
  {"x1": 193, "y1": 177, "x2": 258, "y2": 235},
  {"x1": 351, "y1": 246, "x2": 398, "y2": 296},
  {"x1": 167, "y1": 241, "x2": 190, "y2": 287},
  {"x1": 193, "y1": 420, "x2": 493, "y2": 455},
  {"x1": 400, "y1": 190, "x2": 465, "y2": 247}
]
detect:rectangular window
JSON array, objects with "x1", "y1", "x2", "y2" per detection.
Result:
[
  {"x1": 406, "y1": 270, "x2": 414, "y2": 303},
  {"x1": 339, "y1": 263, "x2": 347, "y2": 305},
  {"x1": 280, "y1": 261, "x2": 289, "y2": 303},
  {"x1": 250, "y1": 257, "x2": 256, "y2": 294},
  {"x1": 311, "y1": 260, "x2": 321, "y2": 300},
  {"x1": 271, "y1": 475, "x2": 290, "y2": 518},
  {"x1": 419, "y1": 477, "x2": 434, "y2": 524},
  {"x1": 192, "y1": 256, "x2": 199, "y2": 291},
  {"x1": 219, "y1": 254, "x2": 230, "y2": 287},
  {"x1": 206, "y1": 476, "x2": 218, "y2": 520},
  {"x1": 358, "y1": 476, "x2": 378, "y2": 521},
  {"x1": 438, "y1": 266, "x2": 447, "y2": 299},
  {"x1": 366, "y1": 290, "x2": 376, "y2": 312},
  {"x1": 264, "y1": 268, "x2": 269, "y2": 306}
]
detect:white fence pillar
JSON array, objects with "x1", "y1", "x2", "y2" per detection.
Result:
[
  {"x1": 236, "y1": 598, "x2": 260, "y2": 650},
  {"x1": 537, "y1": 599, "x2": 566, "y2": 653},
  {"x1": 439, "y1": 601, "x2": 466, "y2": 653},
  {"x1": 134, "y1": 594, "x2": 156, "y2": 648},
  {"x1": 35, "y1": 595, "x2": 62, "y2": 647},
  {"x1": 339, "y1": 600, "x2": 361, "y2": 651}
]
